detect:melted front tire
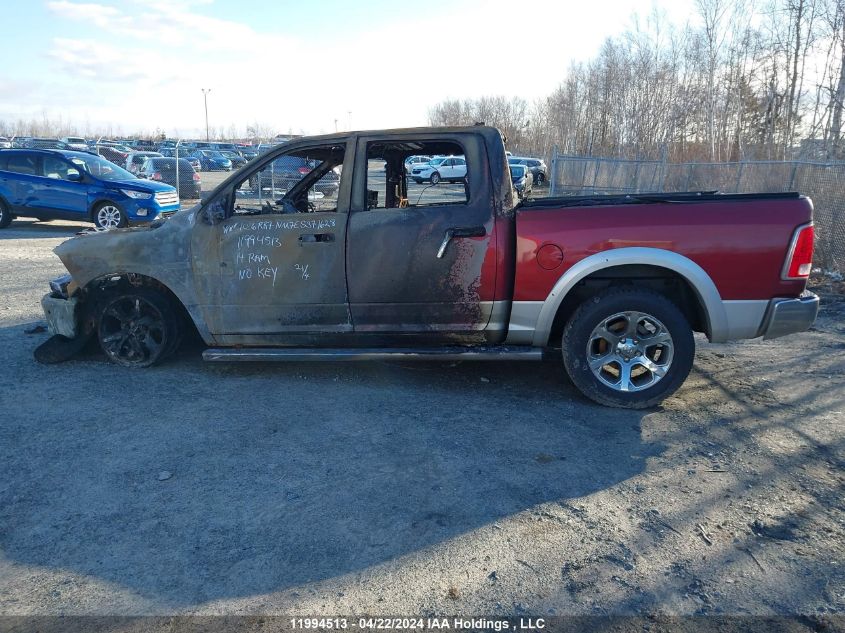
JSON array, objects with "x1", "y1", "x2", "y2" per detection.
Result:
[
  {"x1": 562, "y1": 287, "x2": 695, "y2": 409},
  {"x1": 96, "y1": 288, "x2": 182, "y2": 367}
]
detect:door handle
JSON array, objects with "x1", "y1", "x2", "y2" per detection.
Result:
[
  {"x1": 299, "y1": 232, "x2": 335, "y2": 243},
  {"x1": 436, "y1": 225, "x2": 486, "y2": 258}
]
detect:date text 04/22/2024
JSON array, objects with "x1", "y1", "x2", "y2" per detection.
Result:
[{"x1": 289, "y1": 617, "x2": 546, "y2": 630}]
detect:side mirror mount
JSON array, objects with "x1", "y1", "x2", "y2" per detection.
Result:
[
  {"x1": 66, "y1": 171, "x2": 82, "y2": 182},
  {"x1": 200, "y1": 197, "x2": 227, "y2": 225}
]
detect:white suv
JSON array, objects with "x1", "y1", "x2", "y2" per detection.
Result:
[
  {"x1": 61, "y1": 136, "x2": 89, "y2": 151},
  {"x1": 410, "y1": 156, "x2": 467, "y2": 184}
]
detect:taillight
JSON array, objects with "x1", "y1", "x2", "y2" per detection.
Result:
[
  {"x1": 192, "y1": 172, "x2": 201, "y2": 182},
  {"x1": 783, "y1": 223, "x2": 814, "y2": 279},
  {"x1": 151, "y1": 172, "x2": 162, "y2": 180},
  {"x1": 298, "y1": 167, "x2": 310, "y2": 174}
]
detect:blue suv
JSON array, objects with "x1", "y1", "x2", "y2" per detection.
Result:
[{"x1": 0, "y1": 149, "x2": 180, "y2": 229}]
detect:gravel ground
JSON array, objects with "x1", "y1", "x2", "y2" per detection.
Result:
[{"x1": 0, "y1": 220, "x2": 843, "y2": 627}]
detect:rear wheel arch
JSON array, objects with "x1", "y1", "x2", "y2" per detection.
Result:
[{"x1": 534, "y1": 248, "x2": 727, "y2": 347}]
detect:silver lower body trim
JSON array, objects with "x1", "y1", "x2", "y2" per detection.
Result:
[
  {"x1": 718, "y1": 300, "x2": 771, "y2": 341},
  {"x1": 203, "y1": 346, "x2": 542, "y2": 362},
  {"x1": 503, "y1": 301, "x2": 543, "y2": 344}
]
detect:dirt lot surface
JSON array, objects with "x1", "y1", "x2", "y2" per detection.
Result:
[{"x1": 0, "y1": 220, "x2": 843, "y2": 627}]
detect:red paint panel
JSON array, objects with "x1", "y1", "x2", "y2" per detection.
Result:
[{"x1": 514, "y1": 198, "x2": 813, "y2": 301}]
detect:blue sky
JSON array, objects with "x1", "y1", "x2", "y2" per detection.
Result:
[{"x1": 0, "y1": 0, "x2": 697, "y2": 138}]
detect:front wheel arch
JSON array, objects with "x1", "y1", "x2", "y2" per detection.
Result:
[{"x1": 80, "y1": 273, "x2": 199, "y2": 348}]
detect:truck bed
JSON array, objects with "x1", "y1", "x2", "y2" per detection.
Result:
[{"x1": 519, "y1": 190, "x2": 802, "y2": 209}]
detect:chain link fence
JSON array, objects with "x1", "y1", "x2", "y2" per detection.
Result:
[{"x1": 547, "y1": 152, "x2": 845, "y2": 273}]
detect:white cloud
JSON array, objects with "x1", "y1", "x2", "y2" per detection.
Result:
[{"x1": 35, "y1": 0, "x2": 695, "y2": 137}]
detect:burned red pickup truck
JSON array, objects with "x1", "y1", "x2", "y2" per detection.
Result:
[{"x1": 39, "y1": 126, "x2": 818, "y2": 408}]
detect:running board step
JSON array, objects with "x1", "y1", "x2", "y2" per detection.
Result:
[{"x1": 203, "y1": 346, "x2": 543, "y2": 362}]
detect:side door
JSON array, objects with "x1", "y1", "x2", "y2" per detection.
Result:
[
  {"x1": 346, "y1": 133, "x2": 500, "y2": 343},
  {"x1": 36, "y1": 155, "x2": 89, "y2": 218},
  {"x1": 190, "y1": 141, "x2": 352, "y2": 344},
  {"x1": 2, "y1": 153, "x2": 41, "y2": 216},
  {"x1": 453, "y1": 157, "x2": 467, "y2": 179}
]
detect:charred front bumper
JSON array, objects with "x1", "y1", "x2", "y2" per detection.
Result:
[{"x1": 41, "y1": 274, "x2": 81, "y2": 338}]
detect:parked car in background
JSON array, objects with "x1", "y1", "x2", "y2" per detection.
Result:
[
  {"x1": 0, "y1": 149, "x2": 179, "y2": 229},
  {"x1": 125, "y1": 151, "x2": 163, "y2": 175},
  {"x1": 248, "y1": 154, "x2": 340, "y2": 196},
  {"x1": 510, "y1": 163, "x2": 533, "y2": 199},
  {"x1": 403, "y1": 155, "x2": 431, "y2": 173},
  {"x1": 0, "y1": 137, "x2": 11, "y2": 149},
  {"x1": 210, "y1": 142, "x2": 239, "y2": 153},
  {"x1": 27, "y1": 138, "x2": 70, "y2": 150},
  {"x1": 219, "y1": 150, "x2": 247, "y2": 169},
  {"x1": 190, "y1": 149, "x2": 232, "y2": 171},
  {"x1": 159, "y1": 148, "x2": 202, "y2": 172},
  {"x1": 91, "y1": 143, "x2": 130, "y2": 168},
  {"x1": 410, "y1": 156, "x2": 467, "y2": 184},
  {"x1": 238, "y1": 145, "x2": 258, "y2": 162},
  {"x1": 238, "y1": 146, "x2": 260, "y2": 161},
  {"x1": 137, "y1": 157, "x2": 202, "y2": 199},
  {"x1": 185, "y1": 141, "x2": 212, "y2": 150},
  {"x1": 509, "y1": 156, "x2": 547, "y2": 184},
  {"x1": 60, "y1": 136, "x2": 89, "y2": 151}
]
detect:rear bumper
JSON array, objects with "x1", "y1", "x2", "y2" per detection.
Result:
[{"x1": 761, "y1": 292, "x2": 819, "y2": 340}]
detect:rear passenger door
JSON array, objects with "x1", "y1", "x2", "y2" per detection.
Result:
[
  {"x1": 1, "y1": 153, "x2": 40, "y2": 214},
  {"x1": 346, "y1": 134, "x2": 500, "y2": 342}
]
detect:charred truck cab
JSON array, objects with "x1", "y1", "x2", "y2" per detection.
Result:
[{"x1": 38, "y1": 126, "x2": 819, "y2": 409}]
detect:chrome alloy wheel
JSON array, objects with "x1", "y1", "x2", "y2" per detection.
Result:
[
  {"x1": 96, "y1": 205, "x2": 123, "y2": 229},
  {"x1": 586, "y1": 310, "x2": 674, "y2": 392}
]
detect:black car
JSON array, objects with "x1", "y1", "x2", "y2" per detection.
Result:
[
  {"x1": 158, "y1": 148, "x2": 202, "y2": 172},
  {"x1": 137, "y1": 157, "x2": 202, "y2": 198},
  {"x1": 249, "y1": 154, "x2": 340, "y2": 197},
  {"x1": 219, "y1": 150, "x2": 247, "y2": 169},
  {"x1": 510, "y1": 164, "x2": 533, "y2": 199},
  {"x1": 238, "y1": 146, "x2": 260, "y2": 161},
  {"x1": 508, "y1": 156, "x2": 547, "y2": 184}
]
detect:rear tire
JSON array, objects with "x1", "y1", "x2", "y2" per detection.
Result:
[
  {"x1": 0, "y1": 199, "x2": 12, "y2": 228},
  {"x1": 562, "y1": 287, "x2": 694, "y2": 409}
]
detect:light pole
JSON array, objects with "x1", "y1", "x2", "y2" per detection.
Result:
[{"x1": 201, "y1": 88, "x2": 211, "y2": 141}]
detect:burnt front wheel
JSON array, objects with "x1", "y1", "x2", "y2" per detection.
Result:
[
  {"x1": 97, "y1": 289, "x2": 182, "y2": 367},
  {"x1": 562, "y1": 287, "x2": 694, "y2": 408}
]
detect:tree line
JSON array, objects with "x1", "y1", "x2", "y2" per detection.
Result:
[{"x1": 428, "y1": 0, "x2": 845, "y2": 162}]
